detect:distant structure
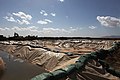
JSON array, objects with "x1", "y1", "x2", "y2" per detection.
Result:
[
  {"x1": 0, "y1": 35, "x2": 4, "y2": 38},
  {"x1": 0, "y1": 35, "x2": 6, "y2": 41},
  {"x1": 14, "y1": 32, "x2": 19, "y2": 37}
]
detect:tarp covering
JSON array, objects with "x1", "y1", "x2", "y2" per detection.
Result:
[
  {"x1": 1, "y1": 42, "x2": 120, "y2": 80},
  {"x1": 31, "y1": 42, "x2": 120, "y2": 80},
  {"x1": 0, "y1": 44, "x2": 73, "y2": 71}
]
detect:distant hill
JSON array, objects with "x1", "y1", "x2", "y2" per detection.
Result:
[{"x1": 102, "y1": 35, "x2": 120, "y2": 38}]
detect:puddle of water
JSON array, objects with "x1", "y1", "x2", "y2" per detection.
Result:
[{"x1": 0, "y1": 51, "x2": 48, "y2": 80}]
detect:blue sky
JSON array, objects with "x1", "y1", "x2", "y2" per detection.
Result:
[{"x1": 0, "y1": 0, "x2": 120, "y2": 37}]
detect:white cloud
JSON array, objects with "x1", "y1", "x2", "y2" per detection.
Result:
[
  {"x1": 13, "y1": 12, "x2": 32, "y2": 20},
  {"x1": 0, "y1": 26, "x2": 39, "y2": 36},
  {"x1": 37, "y1": 19, "x2": 52, "y2": 25},
  {"x1": 5, "y1": 27, "x2": 10, "y2": 31},
  {"x1": 89, "y1": 26, "x2": 96, "y2": 29},
  {"x1": 59, "y1": 0, "x2": 64, "y2": 2},
  {"x1": 0, "y1": 27, "x2": 77, "y2": 33},
  {"x1": 40, "y1": 10, "x2": 48, "y2": 16},
  {"x1": 11, "y1": 26, "x2": 38, "y2": 32},
  {"x1": 40, "y1": 10, "x2": 45, "y2": 14},
  {"x1": 0, "y1": 26, "x2": 80, "y2": 37},
  {"x1": 42, "y1": 28, "x2": 66, "y2": 33},
  {"x1": 4, "y1": 12, "x2": 32, "y2": 25},
  {"x1": 0, "y1": 26, "x2": 38, "y2": 32},
  {"x1": 44, "y1": 19, "x2": 52, "y2": 23},
  {"x1": 41, "y1": 27, "x2": 77, "y2": 34},
  {"x1": 0, "y1": 27, "x2": 12, "y2": 31},
  {"x1": 17, "y1": 19, "x2": 30, "y2": 25},
  {"x1": 40, "y1": 10, "x2": 56, "y2": 17},
  {"x1": 0, "y1": 28, "x2": 5, "y2": 31},
  {"x1": 43, "y1": 13, "x2": 48, "y2": 16},
  {"x1": 40, "y1": 27, "x2": 79, "y2": 37},
  {"x1": 50, "y1": 13, "x2": 56, "y2": 17},
  {"x1": 37, "y1": 20, "x2": 48, "y2": 24},
  {"x1": 97, "y1": 16, "x2": 120, "y2": 27},
  {"x1": 3, "y1": 16, "x2": 16, "y2": 22}
]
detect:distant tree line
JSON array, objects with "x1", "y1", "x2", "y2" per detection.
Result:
[{"x1": 0, "y1": 32, "x2": 120, "y2": 41}]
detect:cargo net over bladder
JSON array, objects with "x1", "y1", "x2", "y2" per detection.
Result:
[{"x1": 31, "y1": 42, "x2": 120, "y2": 80}]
